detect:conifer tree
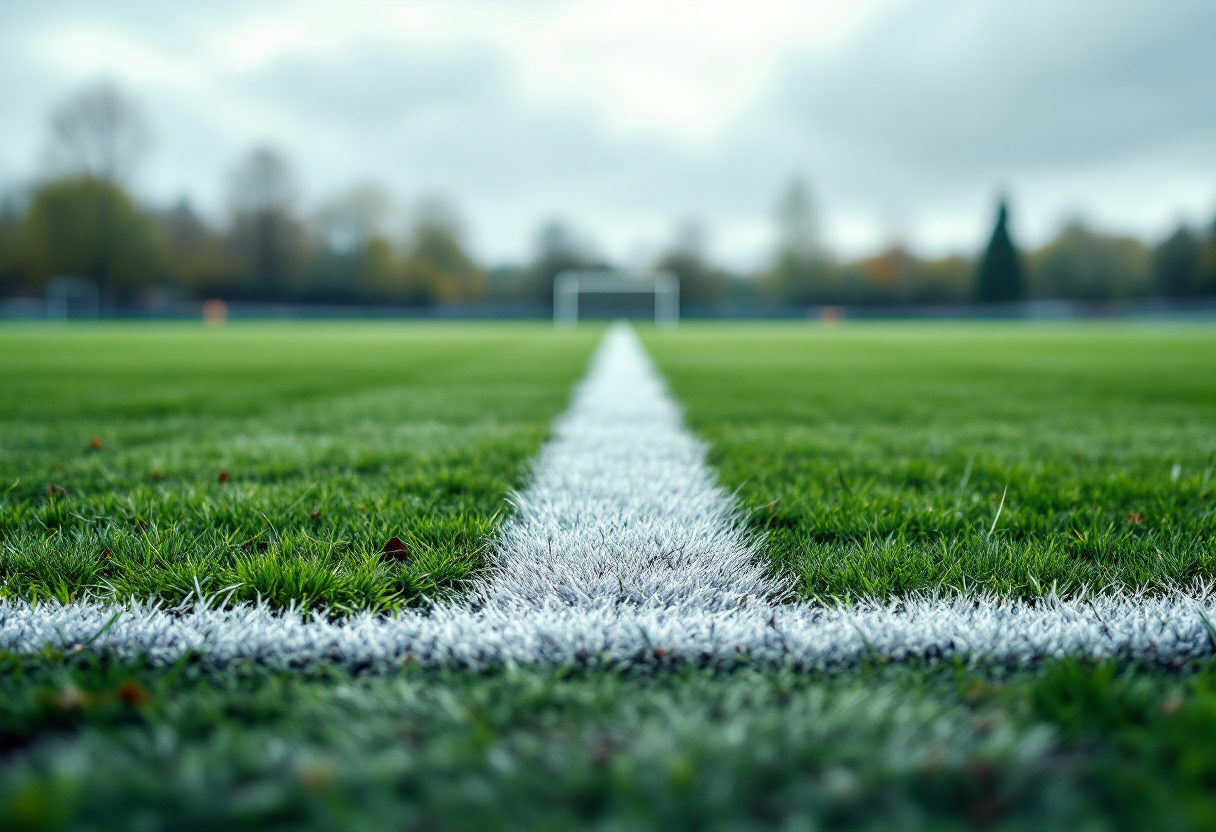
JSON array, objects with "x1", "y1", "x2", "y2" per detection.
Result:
[{"x1": 975, "y1": 198, "x2": 1025, "y2": 302}]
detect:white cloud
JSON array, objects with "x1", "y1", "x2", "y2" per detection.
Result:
[{"x1": 1, "y1": 0, "x2": 1213, "y2": 268}]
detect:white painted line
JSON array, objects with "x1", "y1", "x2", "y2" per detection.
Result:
[
  {"x1": 473, "y1": 321, "x2": 785, "y2": 612},
  {"x1": 2, "y1": 590, "x2": 1214, "y2": 669},
  {"x1": 1, "y1": 323, "x2": 1211, "y2": 669}
]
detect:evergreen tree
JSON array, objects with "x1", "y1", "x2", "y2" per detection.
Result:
[{"x1": 975, "y1": 199, "x2": 1025, "y2": 303}]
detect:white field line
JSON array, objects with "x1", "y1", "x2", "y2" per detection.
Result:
[
  {"x1": 1, "y1": 323, "x2": 1213, "y2": 669},
  {"x1": 472, "y1": 321, "x2": 784, "y2": 612}
]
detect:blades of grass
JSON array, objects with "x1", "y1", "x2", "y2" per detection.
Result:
[{"x1": 988, "y1": 484, "x2": 1009, "y2": 538}]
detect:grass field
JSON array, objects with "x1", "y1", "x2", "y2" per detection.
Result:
[
  {"x1": 5, "y1": 656, "x2": 1216, "y2": 830},
  {"x1": 0, "y1": 323, "x2": 600, "y2": 611},
  {"x1": 646, "y1": 323, "x2": 1216, "y2": 600},
  {"x1": 3, "y1": 320, "x2": 1216, "y2": 830}
]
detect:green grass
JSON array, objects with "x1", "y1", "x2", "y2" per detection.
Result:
[
  {"x1": 5, "y1": 320, "x2": 1216, "y2": 829},
  {"x1": 4, "y1": 653, "x2": 1216, "y2": 830},
  {"x1": 644, "y1": 322, "x2": 1216, "y2": 600},
  {"x1": 0, "y1": 322, "x2": 600, "y2": 612}
]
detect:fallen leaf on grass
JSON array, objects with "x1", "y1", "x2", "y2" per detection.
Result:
[
  {"x1": 1127, "y1": 512, "x2": 1145, "y2": 523},
  {"x1": 217, "y1": 471, "x2": 230, "y2": 483},
  {"x1": 89, "y1": 437, "x2": 103, "y2": 450},
  {"x1": 116, "y1": 681, "x2": 150, "y2": 707},
  {"x1": 380, "y1": 537, "x2": 409, "y2": 563}
]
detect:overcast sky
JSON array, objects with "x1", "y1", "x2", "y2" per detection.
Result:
[{"x1": 2, "y1": 0, "x2": 1214, "y2": 268}]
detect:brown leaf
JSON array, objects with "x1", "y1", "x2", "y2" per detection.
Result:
[
  {"x1": 116, "y1": 681, "x2": 150, "y2": 707},
  {"x1": 47, "y1": 483, "x2": 67, "y2": 498},
  {"x1": 89, "y1": 437, "x2": 103, "y2": 450},
  {"x1": 298, "y1": 762, "x2": 333, "y2": 793},
  {"x1": 1127, "y1": 512, "x2": 1145, "y2": 523},
  {"x1": 380, "y1": 536, "x2": 409, "y2": 563},
  {"x1": 217, "y1": 471, "x2": 230, "y2": 483}
]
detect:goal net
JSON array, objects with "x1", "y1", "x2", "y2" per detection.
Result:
[{"x1": 553, "y1": 271, "x2": 679, "y2": 327}]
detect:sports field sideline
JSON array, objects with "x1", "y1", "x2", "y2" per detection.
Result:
[{"x1": 1, "y1": 320, "x2": 1215, "y2": 829}]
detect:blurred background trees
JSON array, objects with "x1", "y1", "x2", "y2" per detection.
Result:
[
  {"x1": 656, "y1": 219, "x2": 728, "y2": 311},
  {"x1": 12, "y1": 82, "x2": 167, "y2": 303},
  {"x1": 17, "y1": 176, "x2": 166, "y2": 300},
  {"x1": 42, "y1": 81, "x2": 149, "y2": 184},
  {"x1": 3, "y1": 81, "x2": 1216, "y2": 313},
  {"x1": 1030, "y1": 222, "x2": 1149, "y2": 300},
  {"x1": 500, "y1": 221, "x2": 605, "y2": 306},
  {"x1": 400, "y1": 197, "x2": 485, "y2": 303},
  {"x1": 1149, "y1": 221, "x2": 1216, "y2": 299},
  {"x1": 0, "y1": 195, "x2": 23, "y2": 298},
  {"x1": 157, "y1": 200, "x2": 233, "y2": 298},
  {"x1": 226, "y1": 147, "x2": 305, "y2": 300},
  {"x1": 1152, "y1": 226, "x2": 1201, "y2": 299},
  {"x1": 766, "y1": 178, "x2": 838, "y2": 304}
]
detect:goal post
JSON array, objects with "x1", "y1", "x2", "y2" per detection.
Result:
[{"x1": 553, "y1": 271, "x2": 679, "y2": 328}]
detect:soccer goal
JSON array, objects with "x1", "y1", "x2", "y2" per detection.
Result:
[{"x1": 553, "y1": 271, "x2": 679, "y2": 327}]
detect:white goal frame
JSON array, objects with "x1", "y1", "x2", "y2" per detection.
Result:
[{"x1": 554, "y1": 271, "x2": 679, "y2": 328}]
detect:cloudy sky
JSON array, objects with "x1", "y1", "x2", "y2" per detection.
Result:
[{"x1": 2, "y1": 0, "x2": 1214, "y2": 268}]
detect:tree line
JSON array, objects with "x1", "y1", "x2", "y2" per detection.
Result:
[
  {"x1": 2, "y1": 83, "x2": 1215, "y2": 311},
  {"x1": 767, "y1": 183, "x2": 1216, "y2": 307},
  {"x1": 0, "y1": 83, "x2": 580, "y2": 309}
]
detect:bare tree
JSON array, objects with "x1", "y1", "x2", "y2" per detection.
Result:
[
  {"x1": 670, "y1": 218, "x2": 707, "y2": 261},
  {"x1": 44, "y1": 81, "x2": 150, "y2": 183},
  {"x1": 770, "y1": 177, "x2": 836, "y2": 304},
  {"x1": 776, "y1": 177, "x2": 822, "y2": 260},
  {"x1": 227, "y1": 146, "x2": 302, "y2": 298},
  {"x1": 657, "y1": 218, "x2": 726, "y2": 308},
  {"x1": 228, "y1": 147, "x2": 296, "y2": 217},
  {"x1": 315, "y1": 183, "x2": 392, "y2": 253}
]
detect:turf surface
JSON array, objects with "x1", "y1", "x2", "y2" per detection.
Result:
[
  {"x1": 4, "y1": 320, "x2": 1216, "y2": 829},
  {"x1": 0, "y1": 323, "x2": 600, "y2": 612},
  {"x1": 3, "y1": 653, "x2": 1216, "y2": 830},
  {"x1": 645, "y1": 322, "x2": 1216, "y2": 600}
]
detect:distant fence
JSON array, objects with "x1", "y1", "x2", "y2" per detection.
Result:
[
  {"x1": 3, "y1": 296, "x2": 1216, "y2": 322},
  {"x1": 687, "y1": 299, "x2": 1216, "y2": 322},
  {"x1": 0, "y1": 298, "x2": 551, "y2": 321}
]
